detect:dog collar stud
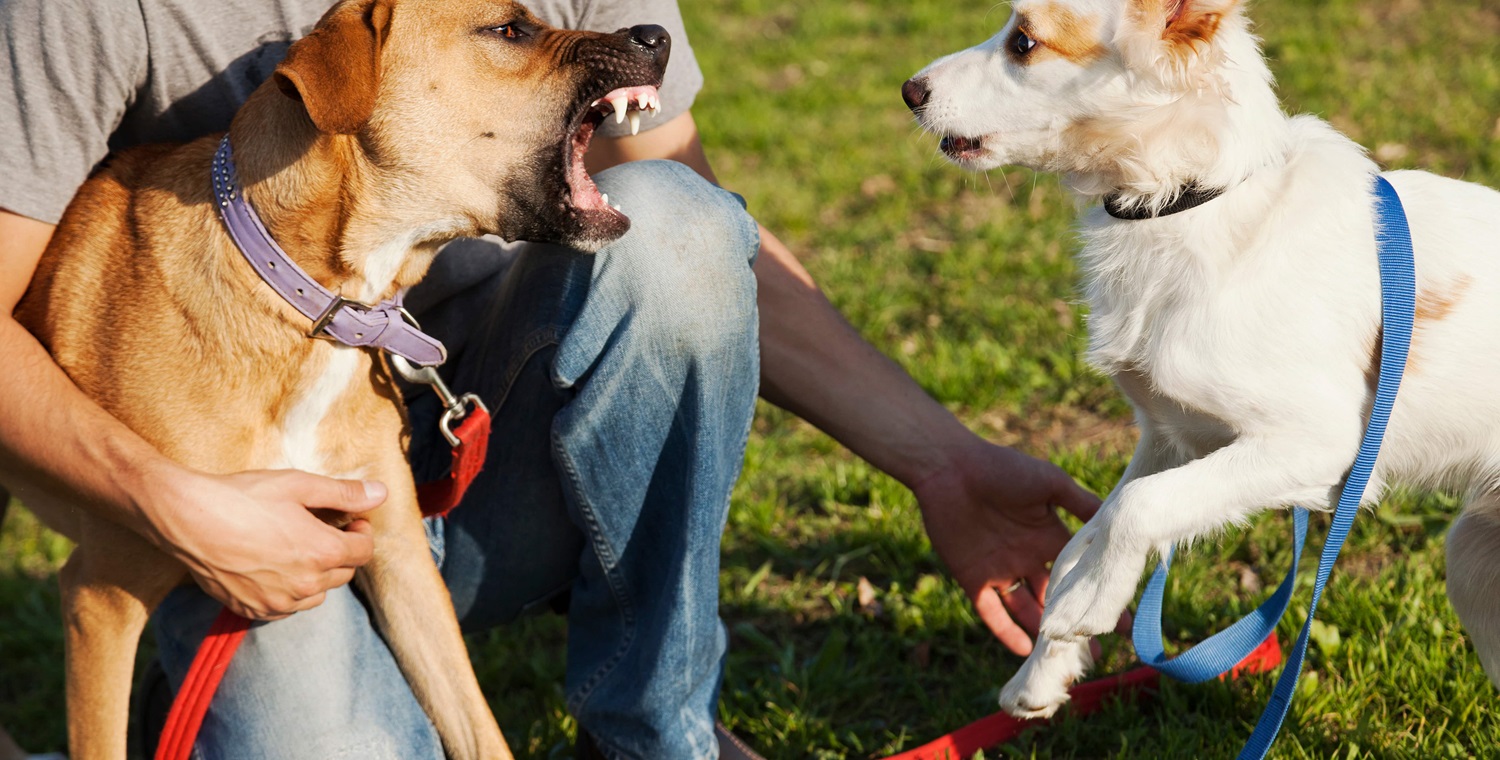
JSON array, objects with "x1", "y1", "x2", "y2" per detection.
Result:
[{"x1": 210, "y1": 137, "x2": 447, "y2": 366}]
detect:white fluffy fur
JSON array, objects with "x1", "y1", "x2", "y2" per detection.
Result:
[{"x1": 911, "y1": 0, "x2": 1500, "y2": 718}]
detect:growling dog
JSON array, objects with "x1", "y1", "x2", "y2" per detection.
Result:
[{"x1": 16, "y1": 0, "x2": 668, "y2": 756}]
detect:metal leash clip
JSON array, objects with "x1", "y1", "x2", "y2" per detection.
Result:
[
  {"x1": 387, "y1": 308, "x2": 487, "y2": 447},
  {"x1": 389, "y1": 354, "x2": 487, "y2": 447}
]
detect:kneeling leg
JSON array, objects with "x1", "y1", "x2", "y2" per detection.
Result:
[{"x1": 1447, "y1": 491, "x2": 1500, "y2": 688}]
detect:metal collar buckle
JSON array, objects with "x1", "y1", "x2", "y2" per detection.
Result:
[{"x1": 307, "y1": 296, "x2": 375, "y2": 340}]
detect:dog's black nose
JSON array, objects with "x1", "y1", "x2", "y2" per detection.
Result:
[
  {"x1": 902, "y1": 78, "x2": 930, "y2": 112},
  {"x1": 628, "y1": 24, "x2": 671, "y2": 54}
]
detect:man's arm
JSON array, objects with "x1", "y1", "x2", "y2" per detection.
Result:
[
  {"x1": 589, "y1": 115, "x2": 1109, "y2": 655},
  {"x1": 1, "y1": 209, "x2": 382, "y2": 620}
]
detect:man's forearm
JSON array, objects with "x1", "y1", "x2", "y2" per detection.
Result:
[
  {"x1": 0, "y1": 315, "x2": 182, "y2": 542},
  {"x1": 0, "y1": 210, "x2": 181, "y2": 541},
  {"x1": 1, "y1": 209, "x2": 381, "y2": 619},
  {"x1": 754, "y1": 227, "x2": 980, "y2": 489}
]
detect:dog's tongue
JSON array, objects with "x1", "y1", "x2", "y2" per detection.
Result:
[{"x1": 591, "y1": 85, "x2": 662, "y2": 135}]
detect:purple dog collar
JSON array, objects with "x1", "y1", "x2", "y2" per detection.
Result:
[{"x1": 210, "y1": 136, "x2": 447, "y2": 366}]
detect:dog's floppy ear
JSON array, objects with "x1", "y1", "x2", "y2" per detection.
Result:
[
  {"x1": 1159, "y1": 0, "x2": 1233, "y2": 50},
  {"x1": 273, "y1": 0, "x2": 394, "y2": 135}
]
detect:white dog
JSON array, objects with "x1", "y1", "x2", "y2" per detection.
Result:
[{"x1": 904, "y1": 0, "x2": 1500, "y2": 719}]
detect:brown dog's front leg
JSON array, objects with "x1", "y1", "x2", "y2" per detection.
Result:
[
  {"x1": 60, "y1": 522, "x2": 180, "y2": 760},
  {"x1": 355, "y1": 470, "x2": 513, "y2": 760}
]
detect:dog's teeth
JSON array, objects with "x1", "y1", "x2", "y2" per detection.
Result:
[
  {"x1": 590, "y1": 99, "x2": 600, "y2": 108},
  {"x1": 638, "y1": 93, "x2": 650, "y2": 110},
  {"x1": 627, "y1": 110, "x2": 641, "y2": 135},
  {"x1": 611, "y1": 97, "x2": 628, "y2": 124},
  {"x1": 601, "y1": 193, "x2": 609, "y2": 205},
  {"x1": 612, "y1": 203, "x2": 621, "y2": 211}
]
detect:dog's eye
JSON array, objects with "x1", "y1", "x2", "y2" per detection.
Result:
[
  {"x1": 487, "y1": 23, "x2": 527, "y2": 40},
  {"x1": 1009, "y1": 28, "x2": 1038, "y2": 57}
]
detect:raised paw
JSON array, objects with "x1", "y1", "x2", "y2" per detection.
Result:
[{"x1": 999, "y1": 636, "x2": 1093, "y2": 719}]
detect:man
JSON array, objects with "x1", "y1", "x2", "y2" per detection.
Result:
[{"x1": 0, "y1": 0, "x2": 1101, "y2": 758}]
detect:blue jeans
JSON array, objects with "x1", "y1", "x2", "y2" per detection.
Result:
[{"x1": 152, "y1": 160, "x2": 762, "y2": 760}]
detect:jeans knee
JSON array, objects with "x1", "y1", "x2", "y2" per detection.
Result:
[
  {"x1": 1448, "y1": 509, "x2": 1500, "y2": 609},
  {"x1": 592, "y1": 160, "x2": 760, "y2": 354}
]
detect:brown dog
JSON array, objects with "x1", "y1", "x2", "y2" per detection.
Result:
[{"x1": 13, "y1": 0, "x2": 668, "y2": 757}]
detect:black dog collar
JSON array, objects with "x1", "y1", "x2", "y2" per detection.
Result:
[{"x1": 1103, "y1": 183, "x2": 1226, "y2": 220}]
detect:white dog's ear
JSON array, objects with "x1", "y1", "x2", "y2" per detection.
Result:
[
  {"x1": 1122, "y1": 0, "x2": 1242, "y2": 83},
  {"x1": 1160, "y1": 0, "x2": 1237, "y2": 50}
]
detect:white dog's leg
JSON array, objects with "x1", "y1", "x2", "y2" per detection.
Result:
[
  {"x1": 999, "y1": 426, "x2": 1178, "y2": 718},
  {"x1": 1001, "y1": 432, "x2": 1356, "y2": 717},
  {"x1": 1447, "y1": 490, "x2": 1500, "y2": 689},
  {"x1": 1041, "y1": 435, "x2": 1355, "y2": 641}
]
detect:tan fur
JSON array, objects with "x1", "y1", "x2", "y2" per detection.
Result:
[
  {"x1": 1122, "y1": 0, "x2": 1240, "y2": 85},
  {"x1": 1405, "y1": 275, "x2": 1473, "y2": 373},
  {"x1": 1162, "y1": 0, "x2": 1226, "y2": 53},
  {"x1": 276, "y1": 0, "x2": 395, "y2": 135},
  {"x1": 1416, "y1": 275, "x2": 1473, "y2": 325},
  {"x1": 1024, "y1": 3, "x2": 1108, "y2": 65},
  {"x1": 14, "y1": 1, "x2": 663, "y2": 757}
]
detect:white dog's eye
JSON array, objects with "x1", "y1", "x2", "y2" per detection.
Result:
[{"x1": 1008, "y1": 28, "x2": 1037, "y2": 57}]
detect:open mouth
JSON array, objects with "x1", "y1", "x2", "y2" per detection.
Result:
[
  {"x1": 940, "y1": 134, "x2": 986, "y2": 162},
  {"x1": 564, "y1": 84, "x2": 663, "y2": 221}
]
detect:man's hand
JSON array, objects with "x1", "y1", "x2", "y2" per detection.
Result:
[
  {"x1": 145, "y1": 470, "x2": 385, "y2": 621},
  {"x1": 913, "y1": 440, "x2": 1122, "y2": 656},
  {"x1": 3, "y1": 209, "x2": 384, "y2": 623}
]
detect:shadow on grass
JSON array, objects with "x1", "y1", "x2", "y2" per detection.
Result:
[
  {"x1": 0, "y1": 564, "x2": 67, "y2": 755},
  {"x1": 0, "y1": 503, "x2": 161, "y2": 760}
]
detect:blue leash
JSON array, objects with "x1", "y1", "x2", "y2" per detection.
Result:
[{"x1": 1131, "y1": 175, "x2": 1416, "y2": 759}]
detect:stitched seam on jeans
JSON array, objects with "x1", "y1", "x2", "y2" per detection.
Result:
[
  {"x1": 589, "y1": 733, "x2": 636, "y2": 760},
  {"x1": 552, "y1": 429, "x2": 637, "y2": 714},
  {"x1": 483, "y1": 326, "x2": 564, "y2": 416}
]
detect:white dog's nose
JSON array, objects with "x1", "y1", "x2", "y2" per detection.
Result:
[{"x1": 901, "y1": 77, "x2": 930, "y2": 112}]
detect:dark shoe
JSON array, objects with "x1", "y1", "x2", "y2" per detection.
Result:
[
  {"x1": 714, "y1": 723, "x2": 767, "y2": 760},
  {"x1": 575, "y1": 730, "x2": 608, "y2": 760},
  {"x1": 576, "y1": 724, "x2": 767, "y2": 760}
]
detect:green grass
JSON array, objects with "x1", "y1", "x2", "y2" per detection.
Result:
[{"x1": 4, "y1": 0, "x2": 1500, "y2": 757}]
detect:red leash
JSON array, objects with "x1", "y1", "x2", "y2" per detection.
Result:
[
  {"x1": 153, "y1": 370, "x2": 1276, "y2": 759},
  {"x1": 152, "y1": 405, "x2": 491, "y2": 760},
  {"x1": 414, "y1": 406, "x2": 492, "y2": 519},
  {"x1": 153, "y1": 610, "x2": 251, "y2": 760},
  {"x1": 878, "y1": 634, "x2": 1283, "y2": 760}
]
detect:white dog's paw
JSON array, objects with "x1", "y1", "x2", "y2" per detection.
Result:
[
  {"x1": 1038, "y1": 525, "x2": 1143, "y2": 641},
  {"x1": 998, "y1": 638, "x2": 1093, "y2": 719}
]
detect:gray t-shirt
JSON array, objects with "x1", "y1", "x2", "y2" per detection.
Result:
[{"x1": 0, "y1": 0, "x2": 703, "y2": 303}]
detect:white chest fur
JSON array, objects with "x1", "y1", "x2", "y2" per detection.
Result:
[{"x1": 276, "y1": 344, "x2": 362, "y2": 474}]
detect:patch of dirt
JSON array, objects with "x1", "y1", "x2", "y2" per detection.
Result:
[
  {"x1": 976, "y1": 405, "x2": 1138, "y2": 458},
  {"x1": 1336, "y1": 545, "x2": 1399, "y2": 581}
]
